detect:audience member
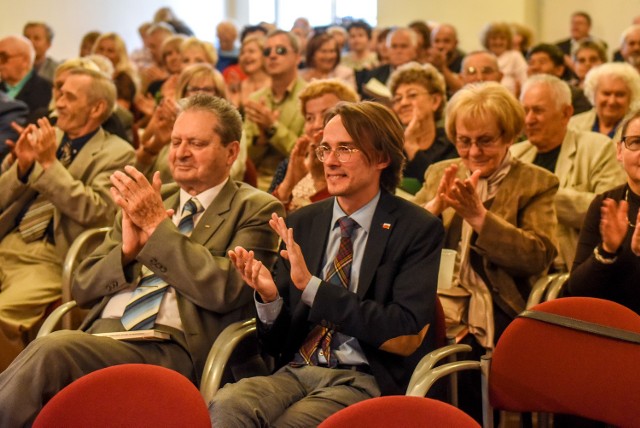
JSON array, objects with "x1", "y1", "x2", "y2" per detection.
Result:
[
  {"x1": 23, "y1": 22, "x2": 59, "y2": 83},
  {"x1": 617, "y1": 24, "x2": 640, "y2": 73},
  {"x1": 129, "y1": 23, "x2": 154, "y2": 72},
  {"x1": 244, "y1": 29, "x2": 306, "y2": 190},
  {"x1": 571, "y1": 40, "x2": 607, "y2": 89},
  {"x1": 372, "y1": 27, "x2": 392, "y2": 65},
  {"x1": 480, "y1": 22, "x2": 528, "y2": 96},
  {"x1": 510, "y1": 22, "x2": 534, "y2": 57},
  {"x1": 566, "y1": 111, "x2": 640, "y2": 314},
  {"x1": 180, "y1": 37, "x2": 219, "y2": 68},
  {"x1": 0, "y1": 35, "x2": 52, "y2": 120},
  {"x1": 300, "y1": 33, "x2": 356, "y2": 90},
  {"x1": 388, "y1": 62, "x2": 457, "y2": 192},
  {"x1": 414, "y1": 82, "x2": 558, "y2": 422},
  {"x1": 145, "y1": 35, "x2": 186, "y2": 104},
  {"x1": 0, "y1": 93, "x2": 28, "y2": 158},
  {"x1": 271, "y1": 79, "x2": 358, "y2": 212},
  {"x1": 211, "y1": 101, "x2": 444, "y2": 426},
  {"x1": 227, "y1": 35, "x2": 271, "y2": 114},
  {"x1": 408, "y1": 20, "x2": 431, "y2": 64},
  {"x1": 139, "y1": 23, "x2": 175, "y2": 90},
  {"x1": 327, "y1": 26, "x2": 348, "y2": 53},
  {"x1": 79, "y1": 31, "x2": 101, "y2": 58},
  {"x1": 152, "y1": 6, "x2": 194, "y2": 36},
  {"x1": 428, "y1": 24, "x2": 466, "y2": 94},
  {"x1": 526, "y1": 43, "x2": 591, "y2": 115},
  {"x1": 459, "y1": 51, "x2": 503, "y2": 86},
  {"x1": 0, "y1": 94, "x2": 283, "y2": 426},
  {"x1": 569, "y1": 62, "x2": 640, "y2": 140},
  {"x1": 342, "y1": 20, "x2": 379, "y2": 72},
  {"x1": 513, "y1": 74, "x2": 626, "y2": 270},
  {"x1": 0, "y1": 68, "x2": 135, "y2": 372},
  {"x1": 93, "y1": 33, "x2": 138, "y2": 112},
  {"x1": 216, "y1": 20, "x2": 240, "y2": 73},
  {"x1": 555, "y1": 11, "x2": 607, "y2": 75}
]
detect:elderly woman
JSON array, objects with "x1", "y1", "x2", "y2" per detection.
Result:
[
  {"x1": 414, "y1": 82, "x2": 558, "y2": 421},
  {"x1": 569, "y1": 62, "x2": 640, "y2": 140},
  {"x1": 571, "y1": 40, "x2": 607, "y2": 89},
  {"x1": 300, "y1": 32, "x2": 356, "y2": 90},
  {"x1": 145, "y1": 35, "x2": 186, "y2": 104},
  {"x1": 389, "y1": 62, "x2": 457, "y2": 193},
  {"x1": 480, "y1": 22, "x2": 528, "y2": 96},
  {"x1": 227, "y1": 35, "x2": 271, "y2": 112},
  {"x1": 566, "y1": 112, "x2": 640, "y2": 314}
]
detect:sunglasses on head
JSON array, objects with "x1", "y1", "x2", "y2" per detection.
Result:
[{"x1": 263, "y1": 46, "x2": 288, "y2": 57}]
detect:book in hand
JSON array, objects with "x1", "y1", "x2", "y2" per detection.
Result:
[{"x1": 93, "y1": 329, "x2": 170, "y2": 341}]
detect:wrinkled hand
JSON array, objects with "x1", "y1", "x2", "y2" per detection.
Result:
[
  {"x1": 426, "y1": 47, "x2": 446, "y2": 71},
  {"x1": 9, "y1": 122, "x2": 38, "y2": 176},
  {"x1": 600, "y1": 198, "x2": 630, "y2": 254},
  {"x1": 110, "y1": 167, "x2": 170, "y2": 236},
  {"x1": 288, "y1": 136, "x2": 311, "y2": 182},
  {"x1": 404, "y1": 104, "x2": 430, "y2": 160},
  {"x1": 269, "y1": 213, "x2": 312, "y2": 290},
  {"x1": 228, "y1": 246, "x2": 279, "y2": 302},
  {"x1": 134, "y1": 93, "x2": 156, "y2": 117},
  {"x1": 244, "y1": 99, "x2": 279, "y2": 130},
  {"x1": 441, "y1": 170, "x2": 486, "y2": 231},
  {"x1": 30, "y1": 117, "x2": 58, "y2": 170},
  {"x1": 424, "y1": 163, "x2": 458, "y2": 216}
]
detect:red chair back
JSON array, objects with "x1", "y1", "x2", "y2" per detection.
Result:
[
  {"x1": 318, "y1": 396, "x2": 480, "y2": 428},
  {"x1": 490, "y1": 297, "x2": 640, "y2": 427},
  {"x1": 33, "y1": 364, "x2": 211, "y2": 428}
]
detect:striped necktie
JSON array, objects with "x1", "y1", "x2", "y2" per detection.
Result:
[
  {"x1": 18, "y1": 140, "x2": 73, "y2": 243},
  {"x1": 298, "y1": 216, "x2": 359, "y2": 366},
  {"x1": 120, "y1": 198, "x2": 203, "y2": 331}
]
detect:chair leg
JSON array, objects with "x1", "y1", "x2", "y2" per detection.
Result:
[{"x1": 481, "y1": 354, "x2": 493, "y2": 428}]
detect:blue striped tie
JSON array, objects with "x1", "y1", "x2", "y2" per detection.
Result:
[{"x1": 120, "y1": 198, "x2": 203, "y2": 330}]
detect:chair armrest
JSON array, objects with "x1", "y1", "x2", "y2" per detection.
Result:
[
  {"x1": 546, "y1": 273, "x2": 569, "y2": 301},
  {"x1": 36, "y1": 301, "x2": 78, "y2": 338},
  {"x1": 200, "y1": 318, "x2": 257, "y2": 403},
  {"x1": 526, "y1": 273, "x2": 559, "y2": 309},
  {"x1": 406, "y1": 360, "x2": 482, "y2": 397},
  {"x1": 406, "y1": 344, "x2": 472, "y2": 394}
]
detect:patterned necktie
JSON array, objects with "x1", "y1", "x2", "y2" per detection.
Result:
[
  {"x1": 298, "y1": 216, "x2": 359, "y2": 366},
  {"x1": 120, "y1": 198, "x2": 203, "y2": 331},
  {"x1": 18, "y1": 140, "x2": 73, "y2": 243}
]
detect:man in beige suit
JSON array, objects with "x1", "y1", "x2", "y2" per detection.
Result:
[
  {"x1": 512, "y1": 74, "x2": 626, "y2": 270},
  {"x1": 0, "y1": 68, "x2": 134, "y2": 371},
  {"x1": 0, "y1": 94, "x2": 284, "y2": 426}
]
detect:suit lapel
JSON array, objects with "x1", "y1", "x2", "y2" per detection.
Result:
[
  {"x1": 66, "y1": 128, "x2": 107, "y2": 179},
  {"x1": 189, "y1": 179, "x2": 238, "y2": 245},
  {"x1": 357, "y1": 192, "x2": 395, "y2": 298},
  {"x1": 555, "y1": 130, "x2": 576, "y2": 188},
  {"x1": 302, "y1": 199, "x2": 334, "y2": 276}
]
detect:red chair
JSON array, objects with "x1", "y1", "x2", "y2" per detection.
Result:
[
  {"x1": 33, "y1": 364, "x2": 211, "y2": 428},
  {"x1": 318, "y1": 396, "x2": 480, "y2": 428}
]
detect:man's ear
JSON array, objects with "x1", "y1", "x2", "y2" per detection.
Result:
[
  {"x1": 89, "y1": 100, "x2": 107, "y2": 122},
  {"x1": 226, "y1": 140, "x2": 240, "y2": 166}
]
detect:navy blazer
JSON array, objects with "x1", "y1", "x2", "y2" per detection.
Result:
[
  {"x1": 259, "y1": 191, "x2": 444, "y2": 395},
  {"x1": 0, "y1": 71, "x2": 52, "y2": 122}
]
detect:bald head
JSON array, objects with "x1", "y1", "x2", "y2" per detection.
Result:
[
  {"x1": 431, "y1": 24, "x2": 458, "y2": 57},
  {"x1": 460, "y1": 51, "x2": 503, "y2": 85},
  {"x1": 0, "y1": 35, "x2": 35, "y2": 85}
]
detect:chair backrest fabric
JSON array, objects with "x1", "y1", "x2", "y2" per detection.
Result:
[
  {"x1": 33, "y1": 364, "x2": 211, "y2": 428},
  {"x1": 489, "y1": 297, "x2": 640, "y2": 427},
  {"x1": 318, "y1": 395, "x2": 480, "y2": 428}
]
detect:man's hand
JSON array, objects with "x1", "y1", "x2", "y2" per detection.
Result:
[
  {"x1": 228, "y1": 246, "x2": 279, "y2": 303},
  {"x1": 31, "y1": 117, "x2": 58, "y2": 170},
  {"x1": 120, "y1": 210, "x2": 149, "y2": 265},
  {"x1": 600, "y1": 198, "x2": 630, "y2": 254},
  {"x1": 110, "y1": 167, "x2": 170, "y2": 236},
  {"x1": 10, "y1": 123, "x2": 38, "y2": 177},
  {"x1": 269, "y1": 213, "x2": 312, "y2": 290},
  {"x1": 244, "y1": 99, "x2": 279, "y2": 131}
]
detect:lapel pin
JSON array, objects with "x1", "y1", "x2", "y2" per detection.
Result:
[
  {"x1": 204, "y1": 224, "x2": 211, "y2": 228},
  {"x1": 382, "y1": 223, "x2": 391, "y2": 230}
]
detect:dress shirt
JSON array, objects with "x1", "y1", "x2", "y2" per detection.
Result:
[
  {"x1": 100, "y1": 178, "x2": 229, "y2": 331},
  {"x1": 2, "y1": 70, "x2": 32, "y2": 99}
]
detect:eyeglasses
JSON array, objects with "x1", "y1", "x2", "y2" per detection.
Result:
[
  {"x1": 391, "y1": 90, "x2": 429, "y2": 106},
  {"x1": 463, "y1": 66, "x2": 497, "y2": 76},
  {"x1": 455, "y1": 134, "x2": 503, "y2": 151},
  {"x1": 315, "y1": 144, "x2": 360, "y2": 163},
  {"x1": 0, "y1": 52, "x2": 21, "y2": 64},
  {"x1": 621, "y1": 135, "x2": 640, "y2": 151},
  {"x1": 263, "y1": 46, "x2": 288, "y2": 57}
]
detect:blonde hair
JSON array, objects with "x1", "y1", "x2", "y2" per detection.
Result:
[
  {"x1": 388, "y1": 62, "x2": 447, "y2": 120},
  {"x1": 176, "y1": 63, "x2": 227, "y2": 100},
  {"x1": 181, "y1": 37, "x2": 218, "y2": 67}
]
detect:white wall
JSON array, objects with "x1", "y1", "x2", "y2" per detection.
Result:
[{"x1": 1, "y1": 0, "x2": 638, "y2": 62}]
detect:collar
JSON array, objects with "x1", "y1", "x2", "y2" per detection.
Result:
[
  {"x1": 178, "y1": 177, "x2": 229, "y2": 214},
  {"x1": 268, "y1": 76, "x2": 300, "y2": 104},
  {"x1": 58, "y1": 127, "x2": 100, "y2": 160},
  {"x1": 330, "y1": 191, "x2": 381, "y2": 235},
  {"x1": 4, "y1": 69, "x2": 33, "y2": 98}
]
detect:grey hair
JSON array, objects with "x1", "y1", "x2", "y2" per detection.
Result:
[
  {"x1": 520, "y1": 74, "x2": 572, "y2": 111},
  {"x1": 177, "y1": 93, "x2": 242, "y2": 145},
  {"x1": 583, "y1": 62, "x2": 640, "y2": 112}
]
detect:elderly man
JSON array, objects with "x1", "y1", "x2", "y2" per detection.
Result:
[
  {"x1": 459, "y1": 51, "x2": 503, "y2": 86},
  {"x1": 0, "y1": 35, "x2": 52, "y2": 117},
  {"x1": 617, "y1": 24, "x2": 640, "y2": 73},
  {"x1": 428, "y1": 24, "x2": 466, "y2": 95},
  {"x1": 0, "y1": 68, "x2": 135, "y2": 371},
  {"x1": 359, "y1": 27, "x2": 418, "y2": 99},
  {"x1": 211, "y1": 101, "x2": 444, "y2": 426},
  {"x1": 555, "y1": 11, "x2": 607, "y2": 77},
  {"x1": 0, "y1": 93, "x2": 283, "y2": 426},
  {"x1": 512, "y1": 74, "x2": 626, "y2": 270},
  {"x1": 245, "y1": 29, "x2": 306, "y2": 191},
  {"x1": 526, "y1": 43, "x2": 591, "y2": 115},
  {"x1": 23, "y1": 22, "x2": 59, "y2": 83}
]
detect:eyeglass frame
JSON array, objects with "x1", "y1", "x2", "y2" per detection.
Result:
[
  {"x1": 315, "y1": 144, "x2": 360, "y2": 163},
  {"x1": 0, "y1": 52, "x2": 22, "y2": 64},
  {"x1": 263, "y1": 45, "x2": 289, "y2": 57},
  {"x1": 620, "y1": 135, "x2": 640, "y2": 151},
  {"x1": 391, "y1": 90, "x2": 431, "y2": 106},
  {"x1": 454, "y1": 133, "x2": 504, "y2": 151}
]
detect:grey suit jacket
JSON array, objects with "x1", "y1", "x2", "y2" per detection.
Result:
[
  {"x1": 73, "y1": 180, "x2": 284, "y2": 383},
  {"x1": 0, "y1": 127, "x2": 135, "y2": 258},
  {"x1": 511, "y1": 129, "x2": 626, "y2": 267}
]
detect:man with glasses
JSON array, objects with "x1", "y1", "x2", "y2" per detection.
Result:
[
  {"x1": 459, "y1": 51, "x2": 503, "y2": 86},
  {"x1": 244, "y1": 29, "x2": 307, "y2": 190},
  {"x1": 512, "y1": 74, "x2": 626, "y2": 270},
  {"x1": 0, "y1": 35, "x2": 52, "y2": 119},
  {"x1": 211, "y1": 101, "x2": 444, "y2": 426}
]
